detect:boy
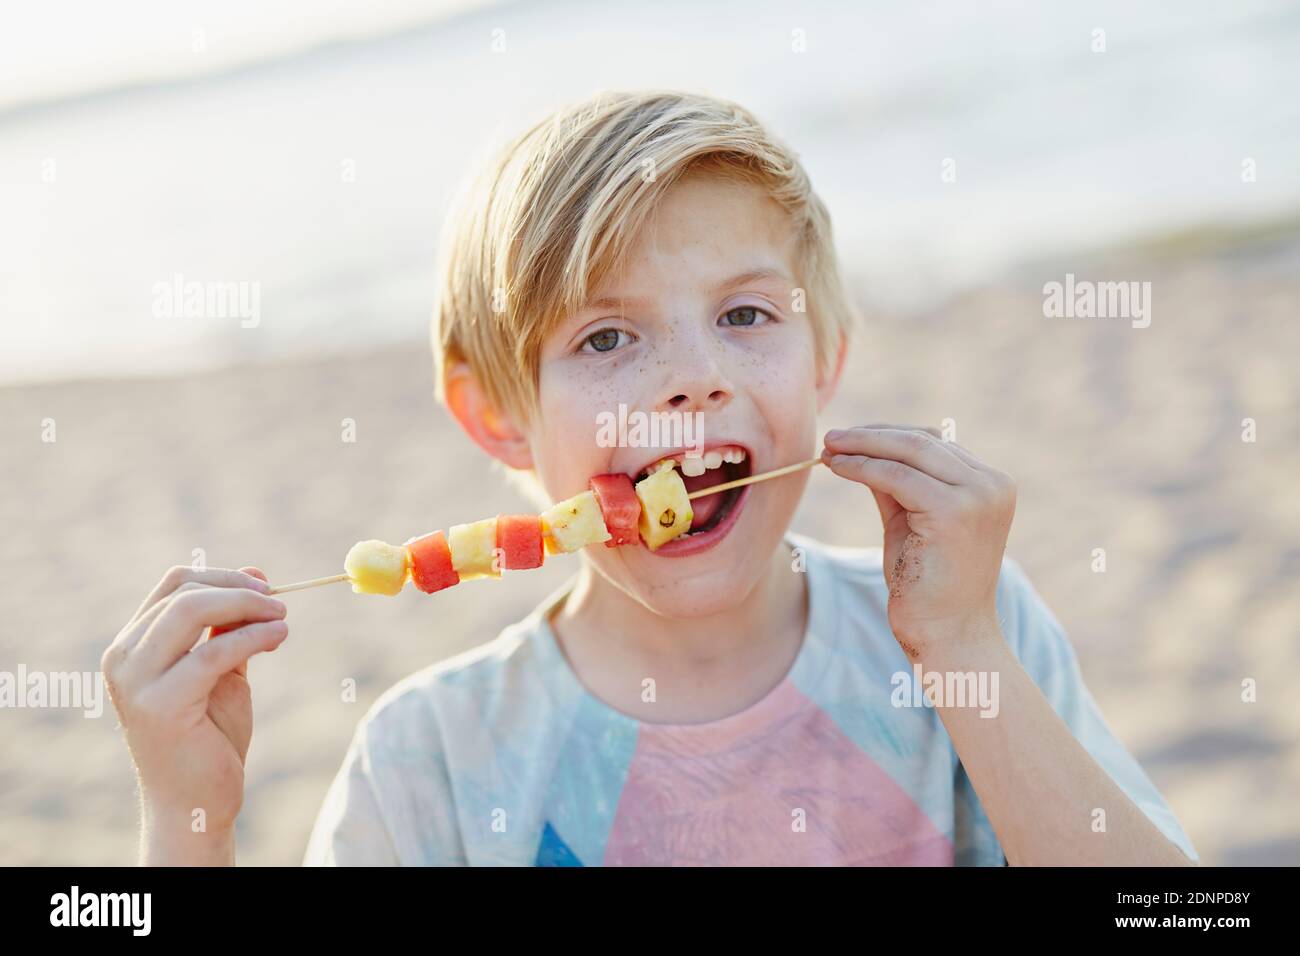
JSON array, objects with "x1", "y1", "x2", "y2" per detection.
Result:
[{"x1": 105, "y1": 91, "x2": 1196, "y2": 866}]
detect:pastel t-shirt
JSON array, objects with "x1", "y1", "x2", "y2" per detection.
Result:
[{"x1": 303, "y1": 534, "x2": 1197, "y2": 866}]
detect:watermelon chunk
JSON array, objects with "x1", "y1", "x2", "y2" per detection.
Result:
[
  {"x1": 405, "y1": 531, "x2": 461, "y2": 593},
  {"x1": 496, "y1": 514, "x2": 544, "y2": 570},
  {"x1": 588, "y1": 473, "x2": 640, "y2": 547}
]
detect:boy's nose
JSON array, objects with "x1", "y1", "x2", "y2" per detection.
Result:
[
  {"x1": 665, "y1": 387, "x2": 730, "y2": 412},
  {"x1": 658, "y1": 353, "x2": 734, "y2": 414}
]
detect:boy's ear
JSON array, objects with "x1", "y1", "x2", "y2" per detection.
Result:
[
  {"x1": 815, "y1": 332, "x2": 848, "y2": 413},
  {"x1": 444, "y1": 361, "x2": 534, "y2": 470}
]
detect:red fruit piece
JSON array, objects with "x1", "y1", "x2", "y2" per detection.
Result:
[
  {"x1": 406, "y1": 531, "x2": 461, "y2": 593},
  {"x1": 496, "y1": 514, "x2": 544, "y2": 570},
  {"x1": 588, "y1": 473, "x2": 640, "y2": 547}
]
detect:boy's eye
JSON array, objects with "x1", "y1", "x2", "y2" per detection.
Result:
[
  {"x1": 720, "y1": 306, "x2": 769, "y2": 327},
  {"x1": 581, "y1": 328, "x2": 631, "y2": 353}
]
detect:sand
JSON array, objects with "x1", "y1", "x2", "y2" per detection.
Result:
[{"x1": 1, "y1": 232, "x2": 1297, "y2": 865}]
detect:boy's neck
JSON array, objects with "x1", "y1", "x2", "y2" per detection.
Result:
[{"x1": 549, "y1": 539, "x2": 809, "y2": 724}]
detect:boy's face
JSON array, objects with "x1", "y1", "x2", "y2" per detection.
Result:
[{"x1": 530, "y1": 171, "x2": 834, "y2": 618}]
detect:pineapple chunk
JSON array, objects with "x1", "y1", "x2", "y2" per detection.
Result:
[
  {"x1": 448, "y1": 517, "x2": 501, "y2": 579},
  {"x1": 344, "y1": 539, "x2": 410, "y2": 596},
  {"x1": 635, "y1": 466, "x2": 693, "y2": 550},
  {"x1": 541, "y1": 490, "x2": 612, "y2": 554}
]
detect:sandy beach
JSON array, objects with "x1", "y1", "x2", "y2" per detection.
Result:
[{"x1": 1, "y1": 225, "x2": 1296, "y2": 865}]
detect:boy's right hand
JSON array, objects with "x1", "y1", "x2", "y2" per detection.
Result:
[{"x1": 101, "y1": 566, "x2": 288, "y2": 864}]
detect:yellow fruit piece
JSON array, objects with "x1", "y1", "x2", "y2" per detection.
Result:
[
  {"x1": 344, "y1": 539, "x2": 410, "y2": 596},
  {"x1": 541, "y1": 490, "x2": 611, "y2": 554},
  {"x1": 448, "y1": 517, "x2": 501, "y2": 579},
  {"x1": 635, "y1": 467, "x2": 693, "y2": 550}
]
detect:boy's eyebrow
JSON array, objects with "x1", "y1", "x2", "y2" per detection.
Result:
[
  {"x1": 712, "y1": 267, "x2": 794, "y2": 292},
  {"x1": 579, "y1": 267, "x2": 793, "y2": 312},
  {"x1": 581, "y1": 293, "x2": 653, "y2": 312}
]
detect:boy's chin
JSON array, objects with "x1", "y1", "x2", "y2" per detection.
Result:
[
  {"x1": 634, "y1": 583, "x2": 754, "y2": 620},
  {"x1": 606, "y1": 548, "x2": 775, "y2": 620}
]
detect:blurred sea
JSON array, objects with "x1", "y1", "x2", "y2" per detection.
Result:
[{"x1": 2, "y1": 0, "x2": 1298, "y2": 384}]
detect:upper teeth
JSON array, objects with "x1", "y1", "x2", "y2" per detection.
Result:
[{"x1": 654, "y1": 445, "x2": 747, "y2": 478}]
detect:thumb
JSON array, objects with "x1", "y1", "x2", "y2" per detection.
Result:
[{"x1": 869, "y1": 488, "x2": 904, "y2": 530}]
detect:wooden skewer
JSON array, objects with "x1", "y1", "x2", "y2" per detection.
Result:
[
  {"x1": 687, "y1": 456, "x2": 823, "y2": 500},
  {"x1": 267, "y1": 457, "x2": 826, "y2": 593},
  {"x1": 268, "y1": 573, "x2": 350, "y2": 595}
]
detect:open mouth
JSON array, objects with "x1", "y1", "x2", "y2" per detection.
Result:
[{"x1": 632, "y1": 444, "x2": 753, "y2": 542}]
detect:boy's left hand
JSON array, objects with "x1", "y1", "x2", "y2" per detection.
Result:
[{"x1": 821, "y1": 425, "x2": 1016, "y2": 661}]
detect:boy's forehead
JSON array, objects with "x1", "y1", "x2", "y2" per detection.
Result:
[{"x1": 585, "y1": 174, "x2": 800, "y2": 306}]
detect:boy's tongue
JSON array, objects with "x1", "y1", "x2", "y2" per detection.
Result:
[{"x1": 681, "y1": 468, "x2": 727, "y2": 529}]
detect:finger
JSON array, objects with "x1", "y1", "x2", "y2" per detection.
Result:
[
  {"x1": 853, "y1": 422, "x2": 945, "y2": 441},
  {"x1": 130, "y1": 567, "x2": 272, "y2": 650},
  {"x1": 825, "y1": 425, "x2": 969, "y2": 480},
  {"x1": 924, "y1": 437, "x2": 1000, "y2": 479},
  {"x1": 847, "y1": 422, "x2": 984, "y2": 467},
  {"x1": 934, "y1": 441, "x2": 983, "y2": 470},
  {"x1": 836, "y1": 446, "x2": 907, "y2": 526},
  {"x1": 130, "y1": 588, "x2": 286, "y2": 681},
  {"x1": 131, "y1": 566, "x2": 271, "y2": 623},
  {"x1": 159, "y1": 619, "x2": 290, "y2": 703},
  {"x1": 113, "y1": 579, "x2": 221, "y2": 661},
  {"x1": 822, "y1": 451, "x2": 948, "y2": 512},
  {"x1": 210, "y1": 568, "x2": 269, "y2": 633},
  {"x1": 215, "y1": 567, "x2": 270, "y2": 677},
  {"x1": 824, "y1": 427, "x2": 972, "y2": 484}
]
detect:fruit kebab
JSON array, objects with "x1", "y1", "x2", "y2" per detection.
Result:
[{"x1": 265, "y1": 454, "x2": 825, "y2": 597}]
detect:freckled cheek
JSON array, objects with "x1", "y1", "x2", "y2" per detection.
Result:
[
  {"x1": 742, "y1": 333, "x2": 819, "y2": 450},
  {"x1": 532, "y1": 377, "x2": 584, "y2": 486},
  {"x1": 535, "y1": 359, "x2": 643, "y2": 487}
]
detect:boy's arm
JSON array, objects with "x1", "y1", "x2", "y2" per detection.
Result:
[
  {"x1": 927, "y1": 629, "x2": 1192, "y2": 865},
  {"x1": 822, "y1": 425, "x2": 1193, "y2": 865}
]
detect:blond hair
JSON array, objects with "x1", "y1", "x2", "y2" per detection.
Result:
[{"x1": 432, "y1": 90, "x2": 853, "y2": 423}]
